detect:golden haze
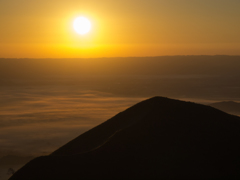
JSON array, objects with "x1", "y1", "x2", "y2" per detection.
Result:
[{"x1": 0, "y1": 0, "x2": 240, "y2": 57}]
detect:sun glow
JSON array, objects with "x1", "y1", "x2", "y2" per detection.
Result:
[{"x1": 73, "y1": 17, "x2": 92, "y2": 35}]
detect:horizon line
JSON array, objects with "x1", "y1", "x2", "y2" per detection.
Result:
[{"x1": 1, "y1": 55, "x2": 240, "y2": 59}]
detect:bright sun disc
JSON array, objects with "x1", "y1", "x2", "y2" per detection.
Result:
[{"x1": 73, "y1": 17, "x2": 91, "y2": 35}]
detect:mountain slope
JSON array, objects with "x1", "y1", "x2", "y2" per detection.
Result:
[{"x1": 10, "y1": 97, "x2": 240, "y2": 179}]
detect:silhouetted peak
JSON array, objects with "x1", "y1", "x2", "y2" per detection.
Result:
[
  {"x1": 9, "y1": 97, "x2": 240, "y2": 180},
  {"x1": 141, "y1": 96, "x2": 176, "y2": 105},
  {"x1": 211, "y1": 101, "x2": 239, "y2": 105},
  {"x1": 50, "y1": 96, "x2": 231, "y2": 156},
  {"x1": 145, "y1": 96, "x2": 169, "y2": 101}
]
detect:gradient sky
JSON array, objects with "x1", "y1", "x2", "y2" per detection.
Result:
[{"x1": 0, "y1": 0, "x2": 240, "y2": 58}]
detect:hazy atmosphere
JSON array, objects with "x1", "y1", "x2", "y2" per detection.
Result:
[
  {"x1": 1, "y1": 0, "x2": 240, "y2": 57},
  {"x1": 1, "y1": 56, "x2": 240, "y2": 179},
  {"x1": 1, "y1": 0, "x2": 240, "y2": 179}
]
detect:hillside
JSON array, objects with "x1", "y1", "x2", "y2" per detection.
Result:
[{"x1": 10, "y1": 97, "x2": 240, "y2": 179}]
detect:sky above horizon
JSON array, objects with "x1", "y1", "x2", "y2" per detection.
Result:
[{"x1": 0, "y1": 0, "x2": 240, "y2": 58}]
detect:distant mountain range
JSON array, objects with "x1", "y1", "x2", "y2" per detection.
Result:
[
  {"x1": 1, "y1": 56, "x2": 240, "y2": 78},
  {"x1": 10, "y1": 97, "x2": 240, "y2": 179},
  {"x1": 1, "y1": 56, "x2": 240, "y2": 99},
  {"x1": 209, "y1": 101, "x2": 240, "y2": 115}
]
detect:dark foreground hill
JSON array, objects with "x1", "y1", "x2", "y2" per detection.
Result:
[{"x1": 10, "y1": 97, "x2": 240, "y2": 179}]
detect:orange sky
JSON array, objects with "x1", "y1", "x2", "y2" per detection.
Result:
[{"x1": 0, "y1": 0, "x2": 240, "y2": 58}]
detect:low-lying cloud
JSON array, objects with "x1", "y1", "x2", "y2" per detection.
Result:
[{"x1": 0, "y1": 86, "x2": 144, "y2": 158}]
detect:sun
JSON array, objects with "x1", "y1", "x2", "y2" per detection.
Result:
[{"x1": 73, "y1": 17, "x2": 92, "y2": 35}]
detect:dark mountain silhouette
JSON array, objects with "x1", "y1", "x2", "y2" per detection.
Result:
[
  {"x1": 10, "y1": 97, "x2": 240, "y2": 179},
  {"x1": 209, "y1": 101, "x2": 240, "y2": 115}
]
